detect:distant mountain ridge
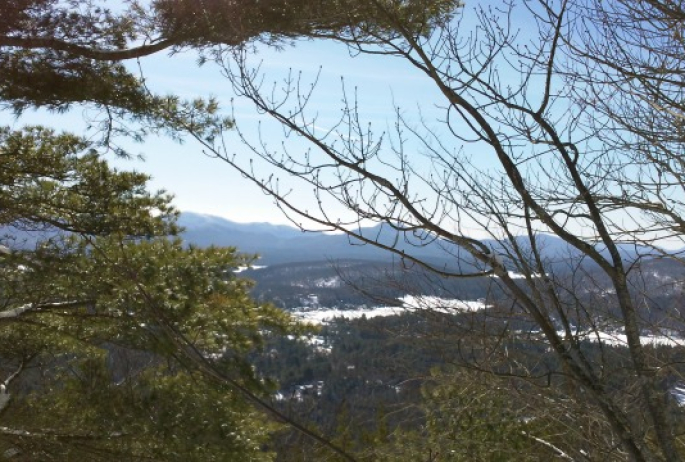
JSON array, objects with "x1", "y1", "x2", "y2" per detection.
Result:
[
  {"x1": 178, "y1": 212, "x2": 666, "y2": 268},
  {"x1": 0, "y1": 212, "x2": 668, "y2": 269},
  {"x1": 179, "y1": 212, "x2": 406, "y2": 264}
]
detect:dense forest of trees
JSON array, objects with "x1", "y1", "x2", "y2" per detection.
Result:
[
  {"x1": 255, "y1": 310, "x2": 685, "y2": 461},
  {"x1": 2, "y1": 0, "x2": 685, "y2": 461}
]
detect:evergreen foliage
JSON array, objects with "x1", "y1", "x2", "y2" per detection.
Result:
[{"x1": 0, "y1": 126, "x2": 298, "y2": 460}]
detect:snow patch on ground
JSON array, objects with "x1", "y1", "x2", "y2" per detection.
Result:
[
  {"x1": 313, "y1": 276, "x2": 342, "y2": 288},
  {"x1": 572, "y1": 330, "x2": 685, "y2": 347},
  {"x1": 492, "y1": 271, "x2": 541, "y2": 279},
  {"x1": 293, "y1": 296, "x2": 490, "y2": 324},
  {"x1": 233, "y1": 265, "x2": 267, "y2": 273},
  {"x1": 292, "y1": 277, "x2": 342, "y2": 288},
  {"x1": 399, "y1": 295, "x2": 489, "y2": 312},
  {"x1": 672, "y1": 386, "x2": 685, "y2": 406},
  {"x1": 293, "y1": 306, "x2": 406, "y2": 324},
  {"x1": 286, "y1": 334, "x2": 332, "y2": 353}
]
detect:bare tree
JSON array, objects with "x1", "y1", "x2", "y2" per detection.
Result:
[
  {"x1": 563, "y1": 0, "x2": 685, "y2": 245},
  {"x1": 168, "y1": 0, "x2": 685, "y2": 460}
]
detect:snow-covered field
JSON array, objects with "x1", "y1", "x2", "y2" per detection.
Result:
[
  {"x1": 233, "y1": 265, "x2": 268, "y2": 273},
  {"x1": 292, "y1": 295, "x2": 490, "y2": 324},
  {"x1": 292, "y1": 276, "x2": 342, "y2": 288},
  {"x1": 292, "y1": 295, "x2": 685, "y2": 349},
  {"x1": 572, "y1": 330, "x2": 685, "y2": 347},
  {"x1": 399, "y1": 295, "x2": 489, "y2": 312},
  {"x1": 293, "y1": 306, "x2": 408, "y2": 324},
  {"x1": 493, "y1": 271, "x2": 533, "y2": 279}
]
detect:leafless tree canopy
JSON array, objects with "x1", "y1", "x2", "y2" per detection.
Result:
[{"x1": 170, "y1": 1, "x2": 685, "y2": 460}]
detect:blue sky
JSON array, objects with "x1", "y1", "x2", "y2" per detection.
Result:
[
  {"x1": 0, "y1": 1, "x2": 584, "y2": 243},
  {"x1": 1, "y1": 3, "x2": 590, "y2": 242},
  {"x1": 3, "y1": 2, "x2": 683, "y2": 250},
  {"x1": 0, "y1": 1, "x2": 572, "y2": 240},
  {"x1": 3, "y1": 35, "x2": 450, "y2": 225}
]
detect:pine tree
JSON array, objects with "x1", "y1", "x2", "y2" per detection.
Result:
[{"x1": 0, "y1": 126, "x2": 296, "y2": 460}]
